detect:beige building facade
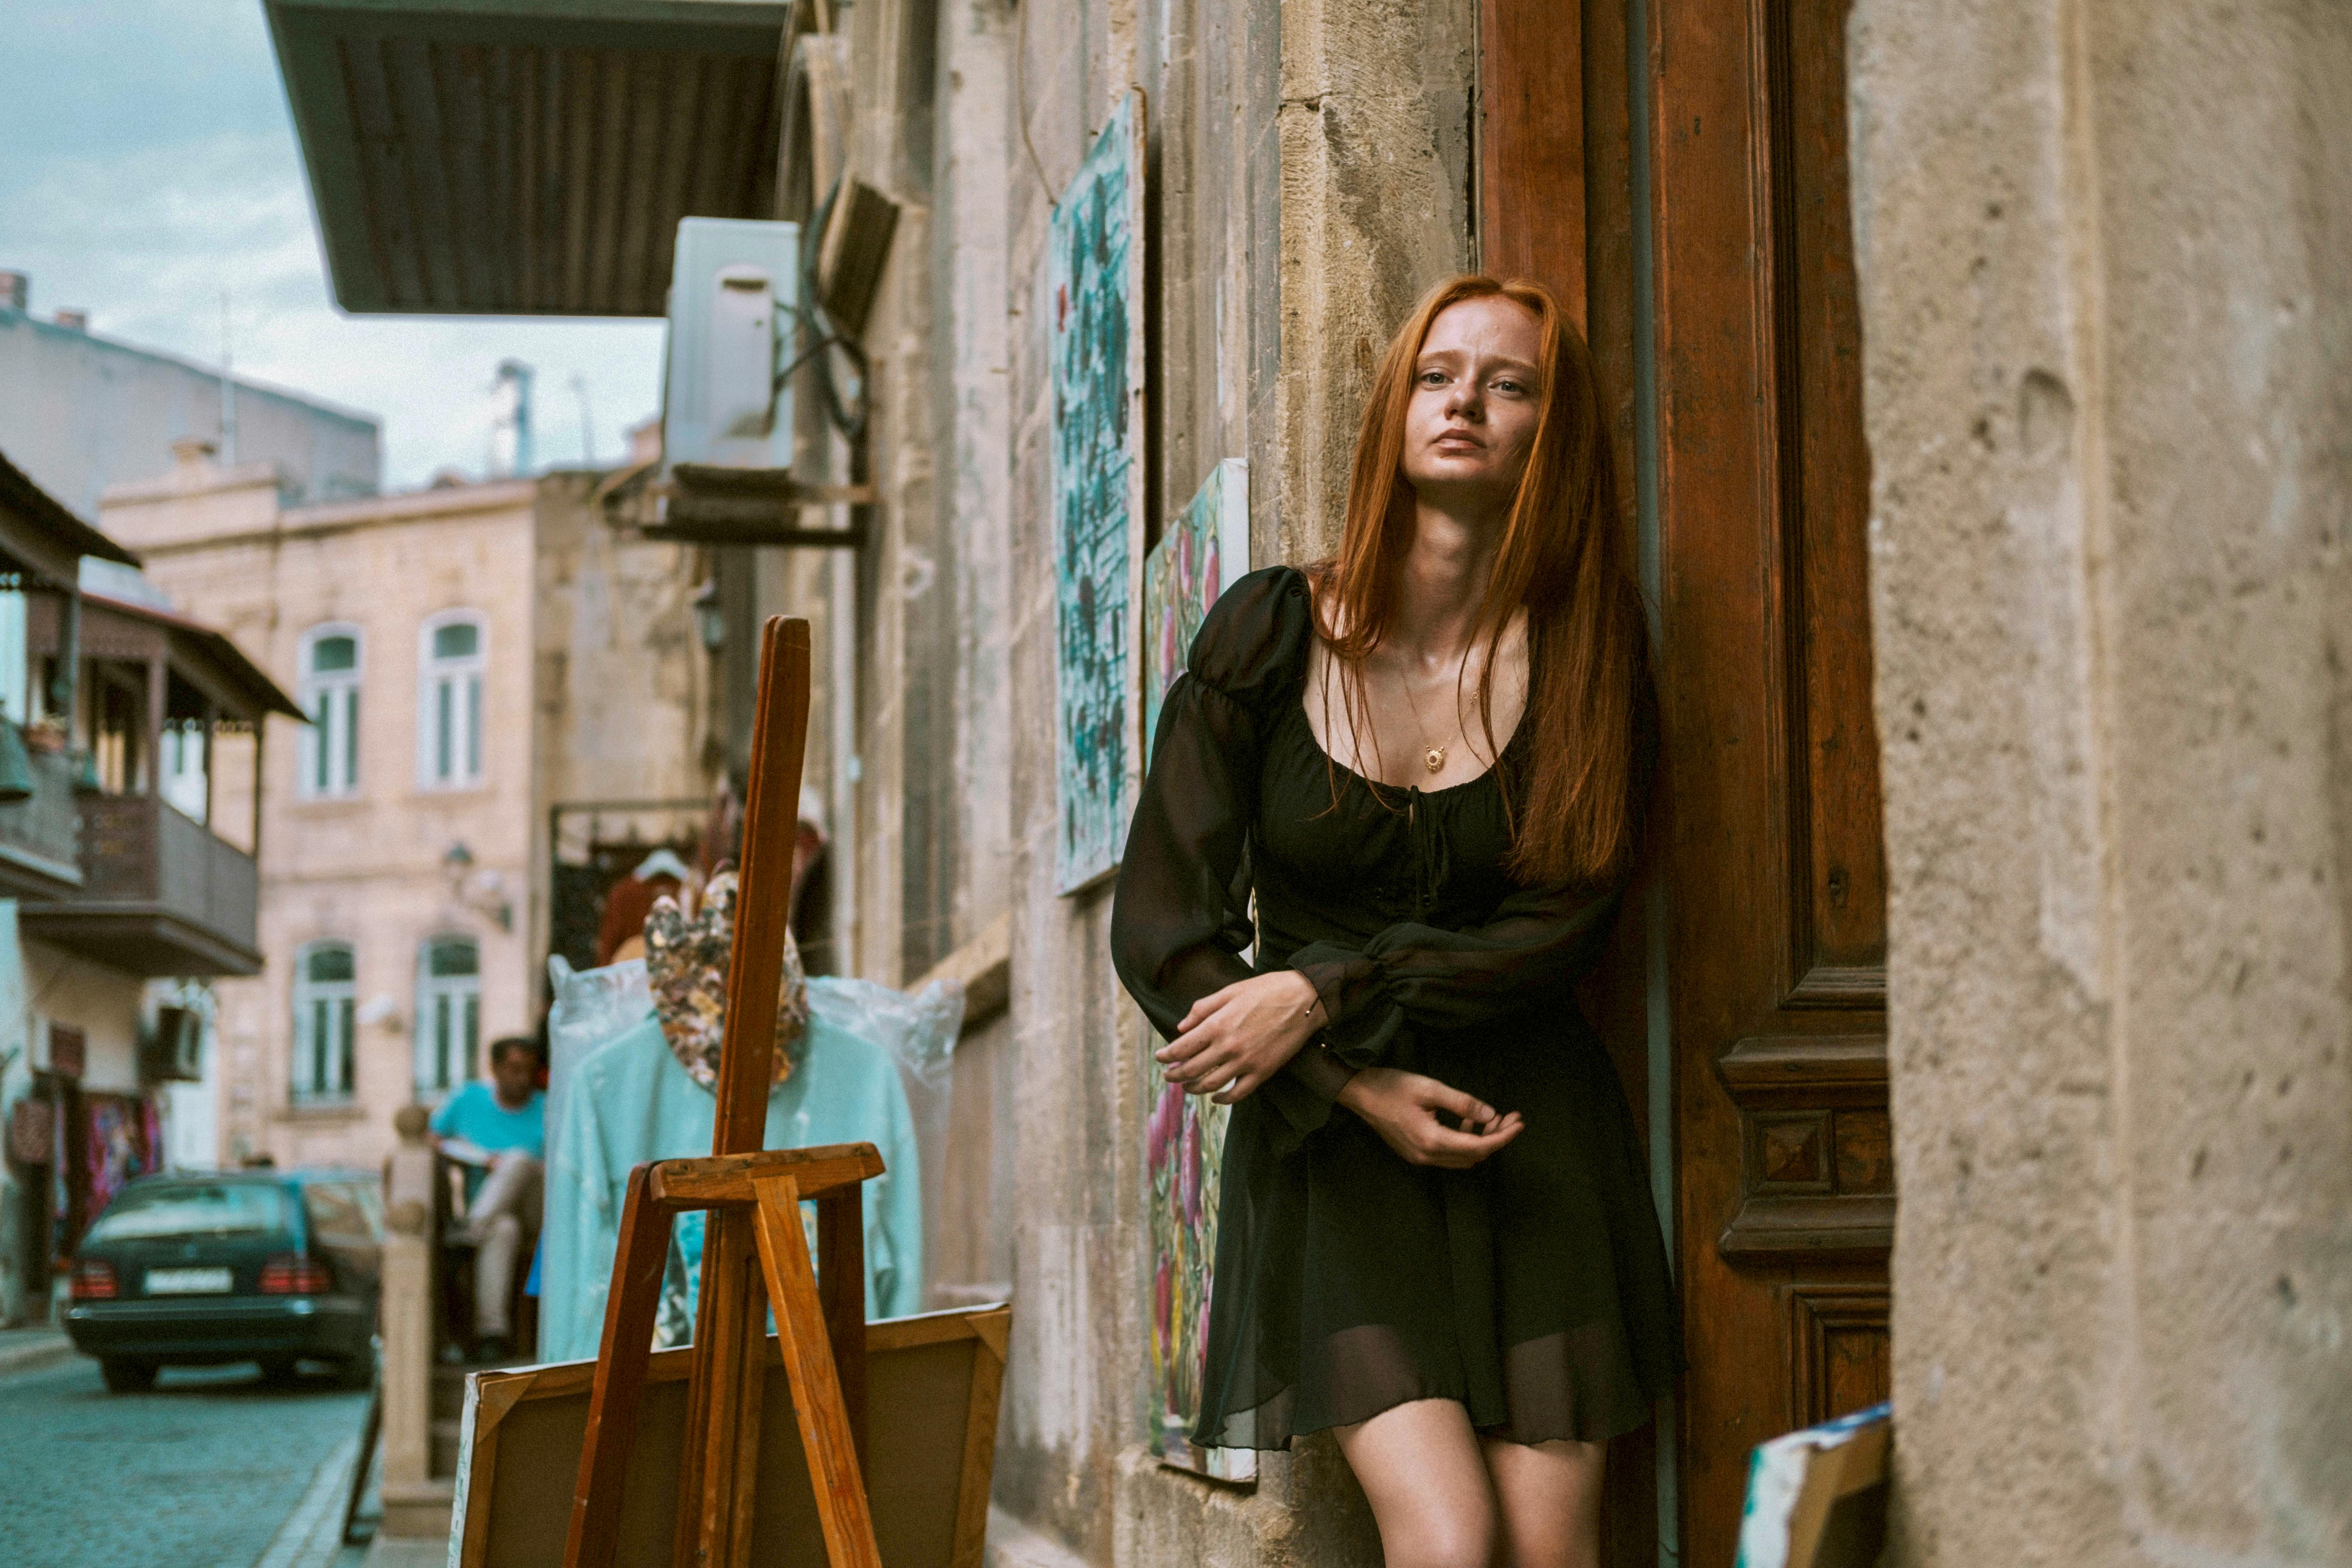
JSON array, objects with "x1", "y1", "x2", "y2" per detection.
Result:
[{"x1": 100, "y1": 450, "x2": 713, "y2": 1171}]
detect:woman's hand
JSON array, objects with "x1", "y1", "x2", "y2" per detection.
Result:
[
  {"x1": 1338, "y1": 1068, "x2": 1524, "y2": 1168},
  {"x1": 1157, "y1": 971, "x2": 1325, "y2": 1104}
]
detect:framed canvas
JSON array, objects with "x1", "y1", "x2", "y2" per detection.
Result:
[
  {"x1": 1138, "y1": 458, "x2": 1255, "y2": 1482},
  {"x1": 1048, "y1": 88, "x2": 1148, "y2": 895},
  {"x1": 447, "y1": 1304, "x2": 1009, "y2": 1568},
  {"x1": 1140, "y1": 460, "x2": 1249, "y2": 759}
]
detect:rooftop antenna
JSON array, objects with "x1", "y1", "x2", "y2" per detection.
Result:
[
  {"x1": 495, "y1": 358, "x2": 535, "y2": 477},
  {"x1": 219, "y1": 288, "x2": 239, "y2": 466}
]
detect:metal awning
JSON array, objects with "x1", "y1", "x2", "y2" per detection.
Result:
[
  {"x1": 263, "y1": 0, "x2": 789, "y2": 316},
  {"x1": 0, "y1": 449, "x2": 141, "y2": 580}
]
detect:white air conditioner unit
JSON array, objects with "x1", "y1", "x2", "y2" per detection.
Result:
[{"x1": 660, "y1": 218, "x2": 800, "y2": 472}]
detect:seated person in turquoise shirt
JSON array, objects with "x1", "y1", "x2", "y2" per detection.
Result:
[{"x1": 430, "y1": 1037, "x2": 545, "y2": 1358}]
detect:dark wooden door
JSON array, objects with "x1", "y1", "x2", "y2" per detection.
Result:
[
  {"x1": 1478, "y1": 4, "x2": 1660, "y2": 1563},
  {"x1": 1649, "y1": 0, "x2": 1892, "y2": 1557},
  {"x1": 1484, "y1": 0, "x2": 1887, "y2": 1560}
]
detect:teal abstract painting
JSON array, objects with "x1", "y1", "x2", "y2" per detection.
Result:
[{"x1": 1049, "y1": 90, "x2": 1146, "y2": 894}]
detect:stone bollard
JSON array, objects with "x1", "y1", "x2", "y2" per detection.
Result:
[{"x1": 378, "y1": 1102, "x2": 451, "y2": 1537}]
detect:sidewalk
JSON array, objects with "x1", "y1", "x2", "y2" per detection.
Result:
[
  {"x1": 0, "y1": 1324, "x2": 75, "y2": 1378},
  {"x1": 253, "y1": 1432, "x2": 363, "y2": 1568},
  {"x1": 357, "y1": 1536, "x2": 446, "y2": 1568}
]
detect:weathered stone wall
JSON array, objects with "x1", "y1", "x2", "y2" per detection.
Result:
[
  {"x1": 782, "y1": 0, "x2": 1474, "y2": 1562},
  {"x1": 528, "y1": 472, "x2": 714, "y2": 981},
  {"x1": 1850, "y1": 2, "x2": 2352, "y2": 1562}
]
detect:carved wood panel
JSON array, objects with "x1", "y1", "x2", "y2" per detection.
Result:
[
  {"x1": 1763, "y1": 0, "x2": 1885, "y2": 1009},
  {"x1": 1790, "y1": 1284, "x2": 1891, "y2": 1428},
  {"x1": 1715, "y1": 1036, "x2": 1891, "y2": 1257},
  {"x1": 1649, "y1": 0, "x2": 1890, "y2": 1553}
]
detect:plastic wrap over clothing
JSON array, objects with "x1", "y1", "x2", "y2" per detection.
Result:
[{"x1": 537, "y1": 990, "x2": 935, "y2": 1364}]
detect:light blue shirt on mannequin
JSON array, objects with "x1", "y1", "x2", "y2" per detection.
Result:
[{"x1": 537, "y1": 990, "x2": 929, "y2": 1364}]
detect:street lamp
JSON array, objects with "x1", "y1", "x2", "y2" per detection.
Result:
[
  {"x1": 441, "y1": 841, "x2": 513, "y2": 931},
  {"x1": 692, "y1": 579, "x2": 725, "y2": 653}
]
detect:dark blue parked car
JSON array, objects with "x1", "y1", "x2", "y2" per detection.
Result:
[{"x1": 62, "y1": 1168, "x2": 381, "y2": 1392}]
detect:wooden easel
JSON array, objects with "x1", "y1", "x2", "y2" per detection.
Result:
[{"x1": 562, "y1": 618, "x2": 884, "y2": 1568}]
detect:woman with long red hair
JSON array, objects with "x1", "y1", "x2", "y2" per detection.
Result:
[{"x1": 1113, "y1": 276, "x2": 1678, "y2": 1566}]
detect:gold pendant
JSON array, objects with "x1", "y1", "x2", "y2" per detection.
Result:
[{"x1": 1424, "y1": 746, "x2": 1446, "y2": 774}]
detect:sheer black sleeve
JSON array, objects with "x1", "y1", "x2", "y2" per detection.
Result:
[
  {"x1": 1284, "y1": 879, "x2": 1628, "y2": 1072},
  {"x1": 1112, "y1": 568, "x2": 1344, "y2": 1145}
]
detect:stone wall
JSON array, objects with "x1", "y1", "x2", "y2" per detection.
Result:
[
  {"x1": 763, "y1": 0, "x2": 1476, "y2": 1562},
  {"x1": 1850, "y1": 2, "x2": 2352, "y2": 1562},
  {"x1": 528, "y1": 471, "x2": 715, "y2": 986}
]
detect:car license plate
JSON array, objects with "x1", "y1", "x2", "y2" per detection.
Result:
[{"x1": 144, "y1": 1266, "x2": 233, "y2": 1295}]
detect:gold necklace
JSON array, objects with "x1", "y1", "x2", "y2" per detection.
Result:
[{"x1": 1395, "y1": 659, "x2": 1449, "y2": 775}]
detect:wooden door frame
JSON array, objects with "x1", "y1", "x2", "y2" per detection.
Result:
[
  {"x1": 1646, "y1": 0, "x2": 1892, "y2": 1558},
  {"x1": 1485, "y1": 0, "x2": 1894, "y2": 1560}
]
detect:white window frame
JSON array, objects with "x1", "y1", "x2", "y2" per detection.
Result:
[
  {"x1": 416, "y1": 612, "x2": 485, "y2": 790},
  {"x1": 291, "y1": 940, "x2": 358, "y2": 1105},
  {"x1": 414, "y1": 934, "x2": 481, "y2": 1098},
  {"x1": 297, "y1": 623, "x2": 363, "y2": 799}
]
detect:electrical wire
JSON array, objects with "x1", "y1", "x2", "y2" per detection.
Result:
[{"x1": 774, "y1": 175, "x2": 872, "y2": 443}]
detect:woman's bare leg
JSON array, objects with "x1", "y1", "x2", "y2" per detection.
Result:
[
  {"x1": 1334, "y1": 1399, "x2": 1498, "y2": 1568},
  {"x1": 1482, "y1": 1437, "x2": 1606, "y2": 1568}
]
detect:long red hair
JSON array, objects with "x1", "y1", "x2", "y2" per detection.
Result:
[{"x1": 1309, "y1": 275, "x2": 1650, "y2": 886}]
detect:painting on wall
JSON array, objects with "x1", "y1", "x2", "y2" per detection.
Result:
[
  {"x1": 1141, "y1": 460, "x2": 1249, "y2": 757},
  {"x1": 1140, "y1": 458, "x2": 1254, "y2": 1482},
  {"x1": 1049, "y1": 89, "x2": 1148, "y2": 896}
]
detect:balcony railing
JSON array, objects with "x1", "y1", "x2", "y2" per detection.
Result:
[
  {"x1": 0, "y1": 744, "x2": 82, "y2": 895},
  {"x1": 19, "y1": 794, "x2": 262, "y2": 976}
]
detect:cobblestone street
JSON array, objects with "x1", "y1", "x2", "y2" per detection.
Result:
[{"x1": 0, "y1": 1352, "x2": 373, "y2": 1568}]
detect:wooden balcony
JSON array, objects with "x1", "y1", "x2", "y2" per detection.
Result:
[
  {"x1": 20, "y1": 794, "x2": 262, "y2": 976},
  {"x1": 0, "y1": 745, "x2": 84, "y2": 899}
]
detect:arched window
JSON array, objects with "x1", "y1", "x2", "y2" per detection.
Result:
[
  {"x1": 291, "y1": 941, "x2": 357, "y2": 1104},
  {"x1": 417, "y1": 613, "x2": 484, "y2": 789},
  {"x1": 414, "y1": 934, "x2": 480, "y2": 1096},
  {"x1": 297, "y1": 625, "x2": 362, "y2": 798}
]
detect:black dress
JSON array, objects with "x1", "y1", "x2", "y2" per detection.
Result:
[{"x1": 1111, "y1": 566, "x2": 1680, "y2": 1450}]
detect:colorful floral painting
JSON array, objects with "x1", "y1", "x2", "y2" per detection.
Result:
[
  {"x1": 1142, "y1": 460, "x2": 1249, "y2": 758},
  {"x1": 1141, "y1": 458, "x2": 1253, "y2": 1481},
  {"x1": 1049, "y1": 90, "x2": 1147, "y2": 895}
]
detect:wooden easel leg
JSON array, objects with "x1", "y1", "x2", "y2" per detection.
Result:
[
  {"x1": 816, "y1": 1186, "x2": 868, "y2": 1468},
  {"x1": 672, "y1": 1208, "x2": 770, "y2": 1568},
  {"x1": 562, "y1": 1165, "x2": 672, "y2": 1568},
  {"x1": 750, "y1": 1175, "x2": 884, "y2": 1568}
]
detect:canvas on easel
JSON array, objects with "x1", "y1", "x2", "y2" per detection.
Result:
[{"x1": 451, "y1": 1305, "x2": 1009, "y2": 1568}]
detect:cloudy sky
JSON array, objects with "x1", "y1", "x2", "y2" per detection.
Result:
[{"x1": 0, "y1": 0, "x2": 666, "y2": 491}]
